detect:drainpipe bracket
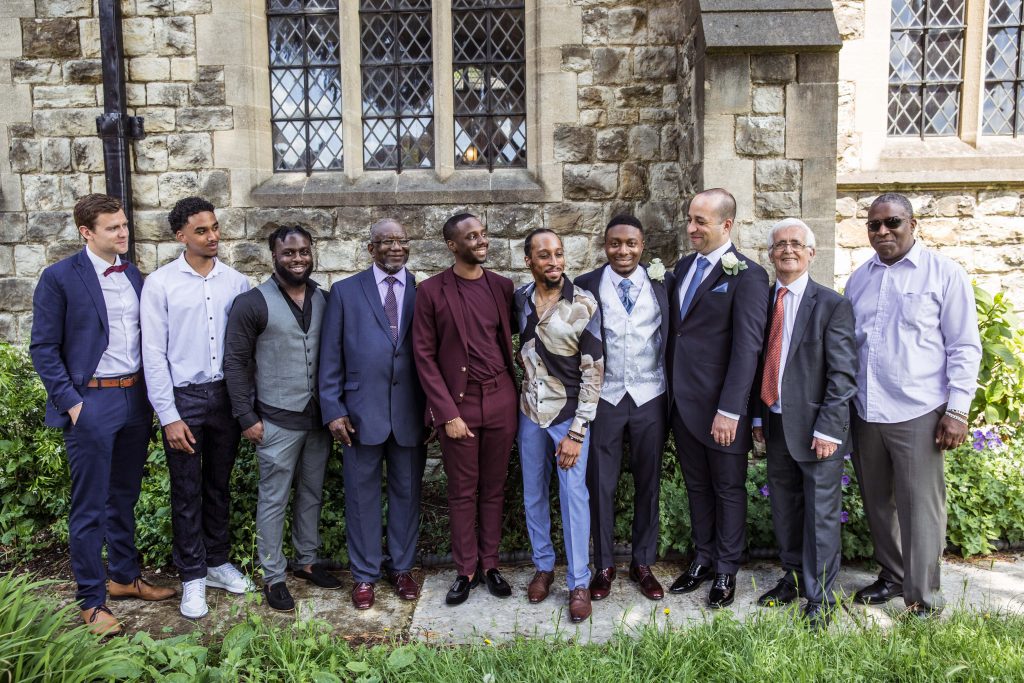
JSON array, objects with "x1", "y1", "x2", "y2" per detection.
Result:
[{"x1": 96, "y1": 113, "x2": 146, "y2": 141}]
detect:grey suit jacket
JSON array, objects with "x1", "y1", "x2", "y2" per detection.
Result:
[{"x1": 752, "y1": 276, "x2": 858, "y2": 461}]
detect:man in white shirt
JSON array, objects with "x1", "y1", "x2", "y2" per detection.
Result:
[
  {"x1": 141, "y1": 196, "x2": 256, "y2": 619},
  {"x1": 846, "y1": 192, "x2": 982, "y2": 617}
]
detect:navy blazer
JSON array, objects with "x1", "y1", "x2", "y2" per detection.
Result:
[
  {"x1": 668, "y1": 246, "x2": 770, "y2": 454},
  {"x1": 30, "y1": 248, "x2": 145, "y2": 429},
  {"x1": 318, "y1": 266, "x2": 425, "y2": 448}
]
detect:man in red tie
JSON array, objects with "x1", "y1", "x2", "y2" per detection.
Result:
[{"x1": 750, "y1": 218, "x2": 857, "y2": 630}]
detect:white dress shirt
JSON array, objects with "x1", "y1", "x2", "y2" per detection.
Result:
[
  {"x1": 141, "y1": 253, "x2": 250, "y2": 425},
  {"x1": 599, "y1": 265, "x2": 665, "y2": 407},
  {"x1": 750, "y1": 272, "x2": 840, "y2": 443},
  {"x1": 85, "y1": 246, "x2": 141, "y2": 377},
  {"x1": 372, "y1": 263, "x2": 409, "y2": 336},
  {"x1": 846, "y1": 241, "x2": 981, "y2": 424}
]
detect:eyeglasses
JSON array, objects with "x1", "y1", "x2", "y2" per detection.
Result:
[
  {"x1": 770, "y1": 241, "x2": 808, "y2": 253},
  {"x1": 372, "y1": 239, "x2": 411, "y2": 248},
  {"x1": 866, "y1": 217, "x2": 904, "y2": 232}
]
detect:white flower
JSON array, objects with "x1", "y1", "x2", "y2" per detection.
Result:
[
  {"x1": 647, "y1": 258, "x2": 666, "y2": 282},
  {"x1": 720, "y1": 252, "x2": 748, "y2": 276}
]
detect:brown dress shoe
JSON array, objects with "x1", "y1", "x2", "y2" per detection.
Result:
[
  {"x1": 108, "y1": 577, "x2": 176, "y2": 602},
  {"x1": 527, "y1": 570, "x2": 554, "y2": 604},
  {"x1": 589, "y1": 567, "x2": 616, "y2": 600},
  {"x1": 386, "y1": 571, "x2": 420, "y2": 600},
  {"x1": 351, "y1": 582, "x2": 375, "y2": 610},
  {"x1": 568, "y1": 587, "x2": 592, "y2": 623},
  {"x1": 628, "y1": 563, "x2": 664, "y2": 601},
  {"x1": 81, "y1": 605, "x2": 122, "y2": 636}
]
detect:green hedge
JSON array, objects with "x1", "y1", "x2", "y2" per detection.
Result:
[{"x1": 1, "y1": 341, "x2": 1022, "y2": 570}]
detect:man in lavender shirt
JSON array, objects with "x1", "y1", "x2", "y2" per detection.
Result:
[{"x1": 846, "y1": 192, "x2": 981, "y2": 618}]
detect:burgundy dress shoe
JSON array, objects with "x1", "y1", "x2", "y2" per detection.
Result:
[
  {"x1": 628, "y1": 563, "x2": 664, "y2": 600},
  {"x1": 387, "y1": 571, "x2": 420, "y2": 601},
  {"x1": 568, "y1": 587, "x2": 592, "y2": 623},
  {"x1": 589, "y1": 567, "x2": 616, "y2": 601},
  {"x1": 351, "y1": 582, "x2": 375, "y2": 610}
]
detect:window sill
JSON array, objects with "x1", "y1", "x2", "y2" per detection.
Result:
[
  {"x1": 251, "y1": 168, "x2": 547, "y2": 207},
  {"x1": 839, "y1": 138, "x2": 1024, "y2": 189}
]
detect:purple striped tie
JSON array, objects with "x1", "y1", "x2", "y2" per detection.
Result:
[{"x1": 384, "y1": 275, "x2": 399, "y2": 343}]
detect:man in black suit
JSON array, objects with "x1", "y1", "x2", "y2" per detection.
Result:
[
  {"x1": 667, "y1": 188, "x2": 770, "y2": 607},
  {"x1": 750, "y1": 218, "x2": 857, "y2": 630},
  {"x1": 574, "y1": 215, "x2": 673, "y2": 602}
]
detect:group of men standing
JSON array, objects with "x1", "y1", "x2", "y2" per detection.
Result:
[{"x1": 30, "y1": 187, "x2": 980, "y2": 635}]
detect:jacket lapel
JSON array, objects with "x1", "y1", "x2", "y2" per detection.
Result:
[
  {"x1": 784, "y1": 279, "x2": 818, "y2": 368},
  {"x1": 671, "y1": 253, "x2": 695, "y2": 324},
  {"x1": 682, "y1": 253, "x2": 727, "y2": 323},
  {"x1": 440, "y1": 268, "x2": 469, "y2": 355},
  {"x1": 74, "y1": 249, "x2": 109, "y2": 336},
  {"x1": 359, "y1": 268, "x2": 395, "y2": 345},
  {"x1": 396, "y1": 269, "x2": 416, "y2": 347}
]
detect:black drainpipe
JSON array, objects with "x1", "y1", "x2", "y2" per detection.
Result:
[{"x1": 95, "y1": 0, "x2": 145, "y2": 263}]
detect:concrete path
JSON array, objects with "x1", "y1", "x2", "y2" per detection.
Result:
[{"x1": 42, "y1": 556, "x2": 1024, "y2": 644}]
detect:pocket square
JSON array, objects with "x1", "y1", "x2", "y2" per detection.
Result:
[{"x1": 711, "y1": 282, "x2": 728, "y2": 293}]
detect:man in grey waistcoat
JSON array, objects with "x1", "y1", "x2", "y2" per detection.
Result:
[{"x1": 224, "y1": 225, "x2": 341, "y2": 612}]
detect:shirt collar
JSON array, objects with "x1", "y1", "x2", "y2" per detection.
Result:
[
  {"x1": 373, "y1": 263, "x2": 408, "y2": 286},
  {"x1": 868, "y1": 240, "x2": 921, "y2": 270},
  {"x1": 606, "y1": 264, "x2": 646, "y2": 290},
  {"x1": 176, "y1": 251, "x2": 223, "y2": 277},
  {"x1": 699, "y1": 240, "x2": 734, "y2": 268},
  {"x1": 775, "y1": 270, "x2": 809, "y2": 297},
  {"x1": 85, "y1": 245, "x2": 121, "y2": 275}
]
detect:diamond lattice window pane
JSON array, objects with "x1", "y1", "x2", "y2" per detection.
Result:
[
  {"x1": 930, "y1": 0, "x2": 965, "y2": 27},
  {"x1": 399, "y1": 117, "x2": 434, "y2": 168},
  {"x1": 309, "y1": 119, "x2": 344, "y2": 170},
  {"x1": 398, "y1": 65, "x2": 434, "y2": 115},
  {"x1": 889, "y1": 85, "x2": 923, "y2": 135},
  {"x1": 490, "y1": 62, "x2": 526, "y2": 114},
  {"x1": 362, "y1": 67, "x2": 397, "y2": 116},
  {"x1": 269, "y1": 0, "x2": 302, "y2": 11},
  {"x1": 924, "y1": 30, "x2": 963, "y2": 81},
  {"x1": 923, "y1": 83, "x2": 960, "y2": 134},
  {"x1": 308, "y1": 67, "x2": 342, "y2": 118},
  {"x1": 361, "y1": 13, "x2": 395, "y2": 65},
  {"x1": 987, "y1": 27, "x2": 1019, "y2": 80},
  {"x1": 304, "y1": 0, "x2": 338, "y2": 9},
  {"x1": 400, "y1": 0, "x2": 431, "y2": 9},
  {"x1": 452, "y1": 11, "x2": 487, "y2": 63},
  {"x1": 890, "y1": 30, "x2": 923, "y2": 83},
  {"x1": 269, "y1": 16, "x2": 305, "y2": 66},
  {"x1": 453, "y1": 67, "x2": 487, "y2": 114},
  {"x1": 1016, "y1": 84, "x2": 1024, "y2": 134},
  {"x1": 397, "y1": 12, "x2": 432, "y2": 63},
  {"x1": 307, "y1": 15, "x2": 340, "y2": 65},
  {"x1": 363, "y1": 119, "x2": 400, "y2": 169},
  {"x1": 990, "y1": 0, "x2": 1023, "y2": 24},
  {"x1": 273, "y1": 121, "x2": 307, "y2": 171},
  {"x1": 361, "y1": 0, "x2": 392, "y2": 10},
  {"x1": 490, "y1": 115, "x2": 527, "y2": 167},
  {"x1": 454, "y1": 116, "x2": 488, "y2": 167},
  {"x1": 492, "y1": 10, "x2": 526, "y2": 61},
  {"x1": 271, "y1": 68, "x2": 306, "y2": 118},
  {"x1": 892, "y1": 0, "x2": 925, "y2": 29},
  {"x1": 984, "y1": 81, "x2": 1016, "y2": 134}
]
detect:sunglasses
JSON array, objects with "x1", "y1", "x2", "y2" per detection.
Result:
[{"x1": 866, "y1": 216, "x2": 905, "y2": 232}]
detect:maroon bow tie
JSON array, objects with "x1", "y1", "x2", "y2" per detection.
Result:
[{"x1": 103, "y1": 263, "x2": 129, "y2": 277}]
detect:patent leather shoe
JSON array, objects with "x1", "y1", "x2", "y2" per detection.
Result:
[
  {"x1": 351, "y1": 582, "x2": 374, "y2": 610},
  {"x1": 757, "y1": 578, "x2": 799, "y2": 607},
  {"x1": 853, "y1": 578, "x2": 903, "y2": 605},
  {"x1": 669, "y1": 561, "x2": 711, "y2": 594},
  {"x1": 483, "y1": 568, "x2": 512, "y2": 598},
  {"x1": 628, "y1": 563, "x2": 664, "y2": 601},
  {"x1": 707, "y1": 573, "x2": 736, "y2": 609},
  {"x1": 589, "y1": 567, "x2": 616, "y2": 600},
  {"x1": 445, "y1": 574, "x2": 476, "y2": 606}
]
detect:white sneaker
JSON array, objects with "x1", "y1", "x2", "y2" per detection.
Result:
[
  {"x1": 206, "y1": 563, "x2": 257, "y2": 594},
  {"x1": 180, "y1": 578, "x2": 208, "y2": 619}
]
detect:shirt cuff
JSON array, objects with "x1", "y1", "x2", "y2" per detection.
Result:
[
  {"x1": 947, "y1": 389, "x2": 973, "y2": 415},
  {"x1": 752, "y1": 417, "x2": 763, "y2": 428},
  {"x1": 157, "y1": 407, "x2": 182, "y2": 427},
  {"x1": 238, "y1": 411, "x2": 260, "y2": 431},
  {"x1": 717, "y1": 409, "x2": 740, "y2": 421},
  {"x1": 812, "y1": 430, "x2": 842, "y2": 445},
  {"x1": 570, "y1": 416, "x2": 589, "y2": 436}
]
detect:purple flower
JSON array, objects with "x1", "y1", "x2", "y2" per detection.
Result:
[
  {"x1": 974, "y1": 429, "x2": 985, "y2": 439},
  {"x1": 843, "y1": 453, "x2": 852, "y2": 461},
  {"x1": 973, "y1": 438, "x2": 986, "y2": 451},
  {"x1": 841, "y1": 511, "x2": 849, "y2": 524},
  {"x1": 841, "y1": 474, "x2": 851, "y2": 487},
  {"x1": 760, "y1": 485, "x2": 770, "y2": 497}
]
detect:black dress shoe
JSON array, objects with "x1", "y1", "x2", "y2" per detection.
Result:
[
  {"x1": 669, "y1": 561, "x2": 711, "y2": 594},
  {"x1": 803, "y1": 602, "x2": 833, "y2": 631},
  {"x1": 853, "y1": 578, "x2": 903, "y2": 605},
  {"x1": 904, "y1": 604, "x2": 941, "y2": 621},
  {"x1": 483, "y1": 568, "x2": 512, "y2": 598},
  {"x1": 707, "y1": 573, "x2": 736, "y2": 609},
  {"x1": 445, "y1": 574, "x2": 476, "y2": 606},
  {"x1": 263, "y1": 582, "x2": 295, "y2": 611},
  {"x1": 757, "y1": 578, "x2": 799, "y2": 607}
]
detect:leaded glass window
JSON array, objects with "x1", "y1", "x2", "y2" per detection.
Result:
[
  {"x1": 984, "y1": 0, "x2": 1024, "y2": 135},
  {"x1": 359, "y1": 0, "x2": 435, "y2": 171},
  {"x1": 267, "y1": 0, "x2": 343, "y2": 173},
  {"x1": 452, "y1": 0, "x2": 527, "y2": 169},
  {"x1": 888, "y1": 0, "x2": 966, "y2": 136}
]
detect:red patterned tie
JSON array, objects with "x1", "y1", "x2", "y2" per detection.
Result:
[{"x1": 760, "y1": 287, "x2": 788, "y2": 407}]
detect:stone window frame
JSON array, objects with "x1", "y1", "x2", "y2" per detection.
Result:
[
  {"x1": 839, "y1": 0, "x2": 1024, "y2": 188},
  {"x1": 201, "y1": 0, "x2": 581, "y2": 207}
]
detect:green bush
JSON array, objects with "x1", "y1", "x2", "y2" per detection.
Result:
[{"x1": 972, "y1": 285, "x2": 1024, "y2": 424}]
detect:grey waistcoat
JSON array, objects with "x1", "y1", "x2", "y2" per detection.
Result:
[{"x1": 253, "y1": 279, "x2": 325, "y2": 412}]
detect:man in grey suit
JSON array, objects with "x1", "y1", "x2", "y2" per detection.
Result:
[
  {"x1": 750, "y1": 218, "x2": 857, "y2": 630},
  {"x1": 319, "y1": 219, "x2": 426, "y2": 610}
]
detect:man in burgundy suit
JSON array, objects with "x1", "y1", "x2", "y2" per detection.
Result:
[{"x1": 412, "y1": 213, "x2": 518, "y2": 606}]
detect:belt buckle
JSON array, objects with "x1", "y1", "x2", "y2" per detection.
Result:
[{"x1": 118, "y1": 376, "x2": 130, "y2": 388}]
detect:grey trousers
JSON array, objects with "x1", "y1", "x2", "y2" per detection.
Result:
[
  {"x1": 852, "y1": 407, "x2": 946, "y2": 611},
  {"x1": 256, "y1": 420, "x2": 332, "y2": 586},
  {"x1": 766, "y1": 412, "x2": 843, "y2": 606}
]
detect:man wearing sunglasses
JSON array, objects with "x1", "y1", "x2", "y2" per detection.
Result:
[{"x1": 845, "y1": 192, "x2": 981, "y2": 618}]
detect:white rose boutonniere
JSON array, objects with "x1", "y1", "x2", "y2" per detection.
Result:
[
  {"x1": 720, "y1": 252, "x2": 748, "y2": 276},
  {"x1": 646, "y1": 258, "x2": 666, "y2": 283}
]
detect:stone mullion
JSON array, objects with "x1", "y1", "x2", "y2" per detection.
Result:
[
  {"x1": 433, "y1": 0, "x2": 455, "y2": 181},
  {"x1": 959, "y1": 0, "x2": 987, "y2": 145},
  {"x1": 339, "y1": 0, "x2": 362, "y2": 180}
]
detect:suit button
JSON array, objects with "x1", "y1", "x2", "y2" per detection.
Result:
[
  {"x1": 459, "y1": 392, "x2": 464, "y2": 398},
  {"x1": 395, "y1": 352, "x2": 399, "y2": 358},
  {"x1": 460, "y1": 366, "x2": 466, "y2": 372},
  {"x1": 393, "y1": 381, "x2": 398, "y2": 386}
]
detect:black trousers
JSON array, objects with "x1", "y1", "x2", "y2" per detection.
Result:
[
  {"x1": 163, "y1": 380, "x2": 241, "y2": 581},
  {"x1": 587, "y1": 393, "x2": 666, "y2": 568}
]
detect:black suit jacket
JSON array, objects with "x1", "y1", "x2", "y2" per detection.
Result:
[
  {"x1": 751, "y1": 277, "x2": 858, "y2": 461},
  {"x1": 668, "y1": 245, "x2": 770, "y2": 454}
]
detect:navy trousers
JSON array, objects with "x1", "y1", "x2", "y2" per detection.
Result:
[{"x1": 63, "y1": 382, "x2": 152, "y2": 609}]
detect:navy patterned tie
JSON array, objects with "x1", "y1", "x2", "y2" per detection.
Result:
[
  {"x1": 384, "y1": 275, "x2": 399, "y2": 343},
  {"x1": 618, "y1": 279, "x2": 635, "y2": 314},
  {"x1": 679, "y1": 256, "x2": 709, "y2": 320}
]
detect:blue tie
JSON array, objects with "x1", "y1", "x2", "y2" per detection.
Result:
[
  {"x1": 679, "y1": 256, "x2": 709, "y2": 320},
  {"x1": 618, "y1": 279, "x2": 634, "y2": 314}
]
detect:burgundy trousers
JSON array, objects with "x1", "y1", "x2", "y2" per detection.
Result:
[{"x1": 437, "y1": 371, "x2": 517, "y2": 577}]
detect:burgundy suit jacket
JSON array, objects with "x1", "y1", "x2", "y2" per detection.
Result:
[{"x1": 412, "y1": 267, "x2": 516, "y2": 427}]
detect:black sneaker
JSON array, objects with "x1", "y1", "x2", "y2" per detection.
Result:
[
  {"x1": 293, "y1": 565, "x2": 343, "y2": 590},
  {"x1": 263, "y1": 582, "x2": 295, "y2": 611}
]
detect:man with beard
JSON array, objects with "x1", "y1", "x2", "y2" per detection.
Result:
[
  {"x1": 515, "y1": 229, "x2": 604, "y2": 623},
  {"x1": 319, "y1": 219, "x2": 426, "y2": 610},
  {"x1": 142, "y1": 196, "x2": 256, "y2": 619},
  {"x1": 224, "y1": 226, "x2": 340, "y2": 612},
  {"x1": 413, "y1": 213, "x2": 518, "y2": 606}
]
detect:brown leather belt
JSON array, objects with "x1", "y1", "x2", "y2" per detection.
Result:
[{"x1": 86, "y1": 372, "x2": 141, "y2": 389}]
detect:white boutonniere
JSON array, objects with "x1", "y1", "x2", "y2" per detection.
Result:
[
  {"x1": 720, "y1": 252, "x2": 748, "y2": 276},
  {"x1": 412, "y1": 271, "x2": 431, "y2": 287},
  {"x1": 646, "y1": 258, "x2": 666, "y2": 283}
]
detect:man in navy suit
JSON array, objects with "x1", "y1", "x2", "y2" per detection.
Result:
[
  {"x1": 667, "y1": 188, "x2": 770, "y2": 607},
  {"x1": 319, "y1": 218, "x2": 426, "y2": 610},
  {"x1": 30, "y1": 194, "x2": 175, "y2": 636},
  {"x1": 574, "y1": 215, "x2": 673, "y2": 602}
]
